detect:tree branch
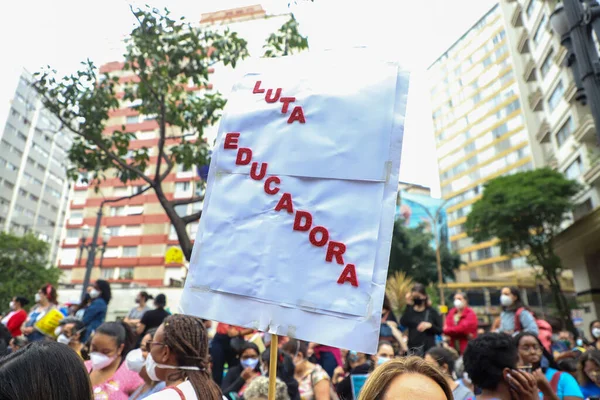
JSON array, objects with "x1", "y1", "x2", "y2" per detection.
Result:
[
  {"x1": 102, "y1": 185, "x2": 152, "y2": 205},
  {"x1": 182, "y1": 211, "x2": 202, "y2": 224},
  {"x1": 170, "y1": 195, "x2": 204, "y2": 206},
  {"x1": 155, "y1": 95, "x2": 167, "y2": 182}
]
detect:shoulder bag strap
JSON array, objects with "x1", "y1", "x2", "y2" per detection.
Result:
[
  {"x1": 549, "y1": 371, "x2": 562, "y2": 393},
  {"x1": 164, "y1": 386, "x2": 186, "y2": 400}
]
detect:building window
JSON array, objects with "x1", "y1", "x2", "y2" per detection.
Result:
[
  {"x1": 101, "y1": 268, "x2": 116, "y2": 280},
  {"x1": 110, "y1": 206, "x2": 126, "y2": 217},
  {"x1": 565, "y1": 157, "x2": 583, "y2": 180},
  {"x1": 103, "y1": 247, "x2": 120, "y2": 258},
  {"x1": 107, "y1": 226, "x2": 121, "y2": 236},
  {"x1": 175, "y1": 182, "x2": 191, "y2": 192},
  {"x1": 122, "y1": 225, "x2": 141, "y2": 236},
  {"x1": 126, "y1": 115, "x2": 140, "y2": 124},
  {"x1": 492, "y1": 123, "x2": 509, "y2": 139},
  {"x1": 127, "y1": 206, "x2": 144, "y2": 215},
  {"x1": 526, "y1": 0, "x2": 536, "y2": 18},
  {"x1": 533, "y1": 15, "x2": 547, "y2": 45},
  {"x1": 66, "y1": 229, "x2": 80, "y2": 239},
  {"x1": 548, "y1": 80, "x2": 564, "y2": 112},
  {"x1": 540, "y1": 48, "x2": 554, "y2": 78},
  {"x1": 175, "y1": 204, "x2": 188, "y2": 217},
  {"x1": 476, "y1": 247, "x2": 493, "y2": 260},
  {"x1": 118, "y1": 268, "x2": 134, "y2": 280},
  {"x1": 122, "y1": 246, "x2": 138, "y2": 257},
  {"x1": 555, "y1": 117, "x2": 574, "y2": 147}
]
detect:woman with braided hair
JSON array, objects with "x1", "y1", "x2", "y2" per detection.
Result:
[{"x1": 144, "y1": 314, "x2": 223, "y2": 400}]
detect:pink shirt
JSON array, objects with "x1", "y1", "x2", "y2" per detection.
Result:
[{"x1": 85, "y1": 360, "x2": 144, "y2": 400}]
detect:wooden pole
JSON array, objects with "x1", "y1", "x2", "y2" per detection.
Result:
[{"x1": 268, "y1": 334, "x2": 279, "y2": 400}]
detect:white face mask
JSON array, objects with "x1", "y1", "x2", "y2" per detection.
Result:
[
  {"x1": 34, "y1": 293, "x2": 41, "y2": 303},
  {"x1": 54, "y1": 326, "x2": 62, "y2": 337},
  {"x1": 9, "y1": 301, "x2": 15, "y2": 310},
  {"x1": 453, "y1": 299, "x2": 464, "y2": 309},
  {"x1": 500, "y1": 294, "x2": 513, "y2": 307},
  {"x1": 145, "y1": 353, "x2": 200, "y2": 382},
  {"x1": 90, "y1": 352, "x2": 116, "y2": 370},
  {"x1": 89, "y1": 288, "x2": 101, "y2": 299},
  {"x1": 593, "y1": 328, "x2": 600, "y2": 339},
  {"x1": 126, "y1": 348, "x2": 146, "y2": 373},
  {"x1": 57, "y1": 334, "x2": 71, "y2": 345}
]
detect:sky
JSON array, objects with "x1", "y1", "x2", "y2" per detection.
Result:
[{"x1": 0, "y1": 0, "x2": 497, "y2": 197}]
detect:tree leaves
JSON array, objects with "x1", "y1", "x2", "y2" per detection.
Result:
[
  {"x1": 263, "y1": 15, "x2": 309, "y2": 58},
  {"x1": 0, "y1": 233, "x2": 61, "y2": 311}
]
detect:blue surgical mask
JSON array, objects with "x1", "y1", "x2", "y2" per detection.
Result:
[
  {"x1": 241, "y1": 357, "x2": 259, "y2": 370},
  {"x1": 377, "y1": 357, "x2": 390, "y2": 366},
  {"x1": 576, "y1": 338, "x2": 583, "y2": 347}
]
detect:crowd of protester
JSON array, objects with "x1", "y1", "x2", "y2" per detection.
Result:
[{"x1": 2, "y1": 281, "x2": 600, "y2": 399}]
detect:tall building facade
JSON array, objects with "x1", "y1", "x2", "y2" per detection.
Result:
[
  {"x1": 57, "y1": 5, "x2": 293, "y2": 289},
  {"x1": 0, "y1": 70, "x2": 73, "y2": 263},
  {"x1": 428, "y1": 5, "x2": 539, "y2": 287},
  {"x1": 499, "y1": 0, "x2": 600, "y2": 326}
]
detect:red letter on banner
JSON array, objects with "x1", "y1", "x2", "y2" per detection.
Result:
[
  {"x1": 326, "y1": 241, "x2": 346, "y2": 265},
  {"x1": 309, "y1": 226, "x2": 329, "y2": 247},
  {"x1": 253, "y1": 81, "x2": 265, "y2": 94},
  {"x1": 264, "y1": 177, "x2": 280, "y2": 195},
  {"x1": 265, "y1": 88, "x2": 282, "y2": 103},
  {"x1": 293, "y1": 211, "x2": 312, "y2": 232},
  {"x1": 337, "y1": 264, "x2": 359, "y2": 287},
  {"x1": 250, "y1": 162, "x2": 268, "y2": 180},
  {"x1": 236, "y1": 148, "x2": 252, "y2": 165},
  {"x1": 280, "y1": 97, "x2": 296, "y2": 114},
  {"x1": 224, "y1": 133, "x2": 240, "y2": 150},
  {"x1": 274, "y1": 193, "x2": 294, "y2": 214},
  {"x1": 287, "y1": 106, "x2": 306, "y2": 124}
]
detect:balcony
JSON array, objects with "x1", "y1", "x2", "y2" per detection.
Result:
[
  {"x1": 574, "y1": 114, "x2": 596, "y2": 143},
  {"x1": 564, "y1": 82, "x2": 578, "y2": 103},
  {"x1": 528, "y1": 88, "x2": 543, "y2": 111},
  {"x1": 511, "y1": 3, "x2": 524, "y2": 27},
  {"x1": 523, "y1": 58, "x2": 537, "y2": 82},
  {"x1": 517, "y1": 30, "x2": 530, "y2": 54},
  {"x1": 584, "y1": 159, "x2": 600, "y2": 185},
  {"x1": 546, "y1": 154, "x2": 559, "y2": 169},
  {"x1": 536, "y1": 119, "x2": 551, "y2": 143}
]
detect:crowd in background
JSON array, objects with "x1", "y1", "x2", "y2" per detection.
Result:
[{"x1": 2, "y1": 281, "x2": 600, "y2": 399}]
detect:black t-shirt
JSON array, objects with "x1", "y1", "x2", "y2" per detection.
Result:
[
  {"x1": 140, "y1": 308, "x2": 170, "y2": 336},
  {"x1": 400, "y1": 305, "x2": 443, "y2": 354}
]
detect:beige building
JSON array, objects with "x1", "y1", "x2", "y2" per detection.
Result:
[{"x1": 429, "y1": 1, "x2": 600, "y2": 323}]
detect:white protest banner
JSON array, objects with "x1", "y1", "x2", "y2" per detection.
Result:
[{"x1": 181, "y1": 49, "x2": 409, "y2": 353}]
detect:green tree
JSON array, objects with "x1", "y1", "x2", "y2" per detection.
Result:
[
  {"x1": 33, "y1": 7, "x2": 308, "y2": 261},
  {"x1": 465, "y1": 168, "x2": 581, "y2": 333},
  {"x1": 263, "y1": 15, "x2": 309, "y2": 57},
  {"x1": 388, "y1": 220, "x2": 461, "y2": 286},
  {"x1": 0, "y1": 232, "x2": 61, "y2": 312}
]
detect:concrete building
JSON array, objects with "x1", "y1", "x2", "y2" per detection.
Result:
[
  {"x1": 57, "y1": 5, "x2": 294, "y2": 289},
  {"x1": 0, "y1": 70, "x2": 73, "y2": 264},
  {"x1": 500, "y1": 0, "x2": 600, "y2": 329}
]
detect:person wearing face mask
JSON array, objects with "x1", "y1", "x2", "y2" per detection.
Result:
[
  {"x1": 373, "y1": 341, "x2": 395, "y2": 368},
  {"x1": 589, "y1": 320, "x2": 600, "y2": 351},
  {"x1": 555, "y1": 330, "x2": 587, "y2": 363},
  {"x1": 86, "y1": 321, "x2": 143, "y2": 399},
  {"x1": 124, "y1": 291, "x2": 153, "y2": 329},
  {"x1": 443, "y1": 292, "x2": 478, "y2": 355},
  {"x1": 333, "y1": 350, "x2": 371, "y2": 400},
  {"x1": 425, "y1": 347, "x2": 475, "y2": 400},
  {"x1": 281, "y1": 339, "x2": 333, "y2": 400},
  {"x1": 143, "y1": 314, "x2": 223, "y2": 400},
  {"x1": 1, "y1": 296, "x2": 29, "y2": 337},
  {"x1": 514, "y1": 332, "x2": 583, "y2": 400},
  {"x1": 127, "y1": 328, "x2": 166, "y2": 400},
  {"x1": 22, "y1": 284, "x2": 58, "y2": 342},
  {"x1": 578, "y1": 350, "x2": 600, "y2": 398},
  {"x1": 82, "y1": 279, "x2": 112, "y2": 342},
  {"x1": 221, "y1": 342, "x2": 261, "y2": 399},
  {"x1": 498, "y1": 286, "x2": 539, "y2": 336},
  {"x1": 57, "y1": 319, "x2": 87, "y2": 359},
  {"x1": 400, "y1": 283, "x2": 443, "y2": 356}
]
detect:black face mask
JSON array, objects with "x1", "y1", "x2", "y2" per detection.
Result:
[{"x1": 413, "y1": 298, "x2": 425, "y2": 306}]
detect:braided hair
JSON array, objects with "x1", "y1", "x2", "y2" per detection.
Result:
[{"x1": 162, "y1": 315, "x2": 222, "y2": 400}]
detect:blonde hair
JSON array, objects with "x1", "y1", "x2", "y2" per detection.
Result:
[
  {"x1": 359, "y1": 356, "x2": 453, "y2": 400},
  {"x1": 244, "y1": 376, "x2": 290, "y2": 400}
]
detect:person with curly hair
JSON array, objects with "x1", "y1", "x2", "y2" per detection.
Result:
[
  {"x1": 144, "y1": 315, "x2": 222, "y2": 400},
  {"x1": 244, "y1": 376, "x2": 291, "y2": 400},
  {"x1": 463, "y1": 333, "x2": 538, "y2": 400}
]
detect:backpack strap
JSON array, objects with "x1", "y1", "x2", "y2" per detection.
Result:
[
  {"x1": 550, "y1": 371, "x2": 562, "y2": 393},
  {"x1": 514, "y1": 307, "x2": 525, "y2": 332}
]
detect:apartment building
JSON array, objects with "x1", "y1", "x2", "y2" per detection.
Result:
[
  {"x1": 57, "y1": 5, "x2": 293, "y2": 288},
  {"x1": 0, "y1": 70, "x2": 72, "y2": 263},
  {"x1": 500, "y1": 0, "x2": 600, "y2": 326}
]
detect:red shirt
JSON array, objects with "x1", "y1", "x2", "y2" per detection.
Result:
[
  {"x1": 6, "y1": 309, "x2": 27, "y2": 337},
  {"x1": 443, "y1": 306, "x2": 478, "y2": 354}
]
